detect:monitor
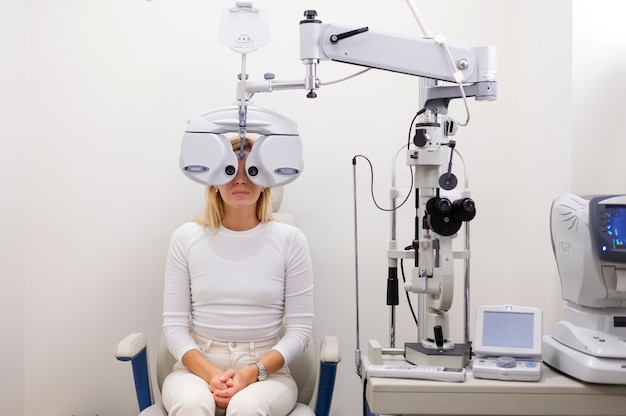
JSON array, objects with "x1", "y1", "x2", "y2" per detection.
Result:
[{"x1": 473, "y1": 305, "x2": 542, "y2": 357}]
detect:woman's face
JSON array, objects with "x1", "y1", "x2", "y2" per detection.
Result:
[{"x1": 217, "y1": 157, "x2": 263, "y2": 211}]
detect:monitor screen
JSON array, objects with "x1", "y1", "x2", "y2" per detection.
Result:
[
  {"x1": 591, "y1": 197, "x2": 626, "y2": 262},
  {"x1": 473, "y1": 305, "x2": 542, "y2": 357},
  {"x1": 607, "y1": 205, "x2": 626, "y2": 252},
  {"x1": 482, "y1": 311, "x2": 534, "y2": 349}
]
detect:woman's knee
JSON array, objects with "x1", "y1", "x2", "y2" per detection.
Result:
[
  {"x1": 226, "y1": 396, "x2": 270, "y2": 416},
  {"x1": 162, "y1": 371, "x2": 215, "y2": 416},
  {"x1": 226, "y1": 378, "x2": 297, "y2": 416}
]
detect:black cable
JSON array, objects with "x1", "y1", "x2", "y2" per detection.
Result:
[
  {"x1": 351, "y1": 107, "x2": 426, "y2": 212},
  {"x1": 400, "y1": 257, "x2": 419, "y2": 328},
  {"x1": 352, "y1": 155, "x2": 413, "y2": 212}
]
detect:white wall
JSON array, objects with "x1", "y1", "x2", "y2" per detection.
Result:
[
  {"x1": 573, "y1": 0, "x2": 626, "y2": 194},
  {"x1": 3, "y1": 0, "x2": 601, "y2": 415},
  {"x1": 0, "y1": 1, "x2": 28, "y2": 415}
]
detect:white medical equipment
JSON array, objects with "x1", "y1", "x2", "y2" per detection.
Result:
[
  {"x1": 471, "y1": 305, "x2": 543, "y2": 381},
  {"x1": 179, "y1": 1, "x2": 497, "y2": 371},
  {"x1": 180, "y1": 2, "x2": 304, "y2": 188},
  {"x1": 367, "y1": 363, "x2": 466, "y2": 382},
  {"x1": 543, "y1": 193, "x2": 626, "y2": 384},
  {"x1": 180, "y1": 105, "x2": 303, "y2": 187}
]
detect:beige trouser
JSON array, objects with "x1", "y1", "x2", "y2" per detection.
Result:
[{"x1": 162, "y1": 334, "x2": 297, "y2": 416}]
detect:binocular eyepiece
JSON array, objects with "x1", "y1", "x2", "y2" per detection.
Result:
[{"x1": 425, "y1": 196, "x2": 476, "y2": 236}]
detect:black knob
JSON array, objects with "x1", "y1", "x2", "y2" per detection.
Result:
[
  {"x1": 413, "y1": 128, "x2": 428, "y2": 147},
  {"x1": 439, "y1": 172, "x2": 458, "y2": 190},
  {"x1": 301, "y1": 10, "x2": 321, "y2": 24}
]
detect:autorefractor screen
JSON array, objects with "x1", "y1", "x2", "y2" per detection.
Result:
[{"x1": 607, "y1": 205, "x2": 626, "y2": 251}]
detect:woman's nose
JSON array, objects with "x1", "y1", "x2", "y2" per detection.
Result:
[{"x1": 234, "y1": 160, "x2": 247, "y2": 183}]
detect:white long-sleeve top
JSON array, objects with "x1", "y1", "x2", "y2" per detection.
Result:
[{"x1": 162, "y1": 221, "x2": 314, "y2": 365}]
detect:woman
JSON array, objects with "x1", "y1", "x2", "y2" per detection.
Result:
[{"x1": 161, "y1": 137, "x2": 314, "y2": 416}]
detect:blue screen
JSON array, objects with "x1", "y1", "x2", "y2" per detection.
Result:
[
  {"x1": 482, "y1": 311, "x2": 534, "y2": 349},
  {"x1": 607, "y1": 206, "x2": 626, "y2": 251}
]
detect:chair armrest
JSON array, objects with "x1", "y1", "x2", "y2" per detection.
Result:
[
  {"x1": 114, "y1": 332, "x2": 153, "y2": 411},
  {"x1": 115, "y1": 333, "x2": 147, "y2": 360},
  {"x1": 315, "y1": 336, "x2": 341, "y2": 416},
  {"x1": 319, "y1": 336, "x2": 341, "y2": 363}
]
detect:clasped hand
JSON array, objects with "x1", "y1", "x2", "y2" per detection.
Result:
[{"x1": 210, "y1": 368, "x2": 250, "y2": 409}]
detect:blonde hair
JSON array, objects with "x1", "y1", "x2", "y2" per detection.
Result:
[{"x1": 195, "y1": 137, "x2": 273, "y2": 228}]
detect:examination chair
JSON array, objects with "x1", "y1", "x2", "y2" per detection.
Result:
[
  {"x1": 115, "y1": 188, "x2": 341, "y2": 415},
  {"x1": 115, "y1": 330, "x2": 340, "y2": 416}
]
